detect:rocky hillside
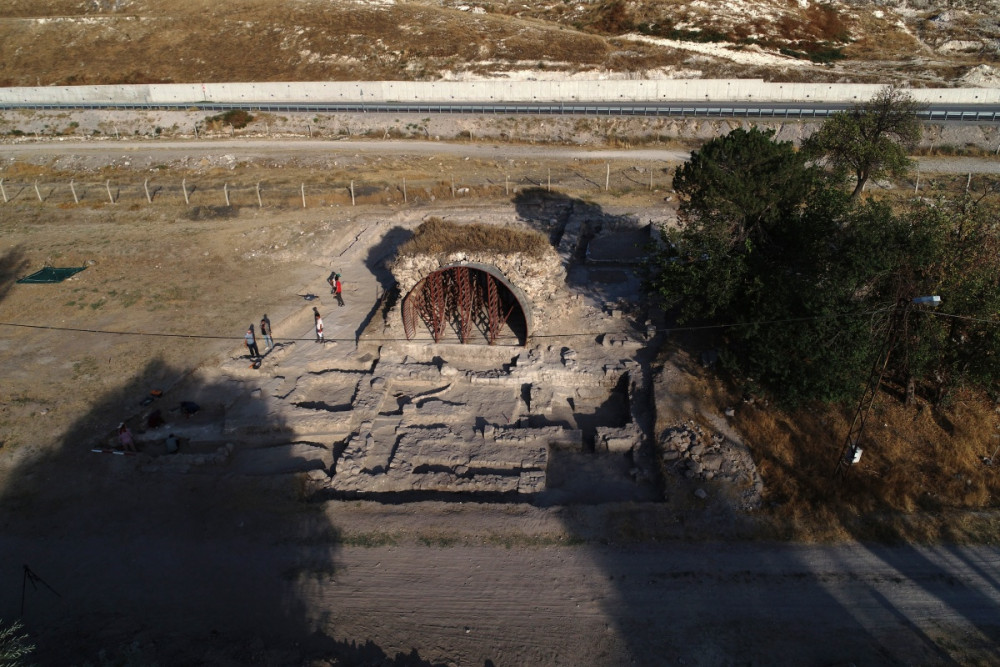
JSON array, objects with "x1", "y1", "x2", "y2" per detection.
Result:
[{"x1": 1, "y1": 0, "x2": 997, "y2": 87}]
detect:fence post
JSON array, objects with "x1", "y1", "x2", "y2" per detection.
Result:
[
  {"x1": 144, "y1": 178, "x2": 151, "y2": 203},
  {"x1": 1, "y1": 178, "x2": 8, "y2": 203},
  {"x1": 106, "y1": 179, "x2": 114, "y2": 204},
  {"x1": 307, "y1": 124, "x2": 312, "y2": 138},
  {"x1": 547, "y1": 168, "x2": 551, "y2": 192},
  {"x1": 194, "y1": 125, "x2": 199, "y2": 139},
  {"x1": 966, "y1": 172, "x2": 972, "y2": 193},
  {"x1": 505, "y1": 174, "x2": 509, "y2": 196},
  {"x1": 351, "y1": 180, "x2": 355, "y2": 206},
  {"x1": 34, "y1": 180, "x2": 42, "y2": 202},
  {"x1": 182, "y1": 178, "x2": 190, "y2": 205},
  {"x1": 606, "y1": 163, "x2": 610, "y2": 191},
  {"x1": 451, "y1": 176, "x2": 455, "y2": 198},
  {"x1": 229, "y1": 124, "x2": 235, "y2": 138},
  {"x1": 71, "y1": 179, "x2": 79, "y2": 203},
  {"x1": 301, "y1": 183, "x2": 306, "y2": 208},
  {"x1": 224, "y1": 183, "x2": 230, "y2": 207},
  {"x1": 403, "y1": 177, "x2": 407, "y2": 203},
  {"x1": 256, "y1": 182, "x2": 262, "y2": 208}
]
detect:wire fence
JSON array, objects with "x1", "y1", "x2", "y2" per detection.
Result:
[
  {"x1": 0, "y1": 163, "x2": 672, "y2": 208},
  {"x1": 2, "y1": 166, "x2": 994, "y2": 209}
]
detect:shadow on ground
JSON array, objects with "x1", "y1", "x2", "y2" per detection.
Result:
[{"x1": 0, "y1": 354, "x2": 447, "y2": 665}]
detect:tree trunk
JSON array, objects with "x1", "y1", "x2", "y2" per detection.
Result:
[
  {"x1": 905, "y1": 375, "x2": 916, "y2": 406},
  {"x1": 851, "y1": 175, "x2": 867, "y2": 199}
]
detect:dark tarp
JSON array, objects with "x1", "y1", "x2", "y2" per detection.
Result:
[{"x1": 16, "y1": 266, "x2": 87, "y2": 284}]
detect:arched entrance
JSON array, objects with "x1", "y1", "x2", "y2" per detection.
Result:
[{"x1": 401, "y1": 263, "x2": 530, "y2": 345}]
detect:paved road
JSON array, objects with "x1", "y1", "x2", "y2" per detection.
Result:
[{"x1": 3, "y1": 531, "x2": 998, "y2": 665}]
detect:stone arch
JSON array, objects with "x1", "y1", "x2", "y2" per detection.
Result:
[{"x1": 401, "y1": 262, "x2": 531, "y2": 345}]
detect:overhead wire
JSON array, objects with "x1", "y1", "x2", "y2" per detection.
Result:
[{"x1": 0, "y1": 305, "x2": 901, "y2": 344}]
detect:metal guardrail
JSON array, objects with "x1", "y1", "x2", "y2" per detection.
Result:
[{"x1": 0, "y1": 101, "x2": 998, "y2": 122}]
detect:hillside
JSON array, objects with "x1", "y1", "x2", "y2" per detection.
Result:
[{"x1": 1, "y1": 0, "x2": 998, "y2": 88}]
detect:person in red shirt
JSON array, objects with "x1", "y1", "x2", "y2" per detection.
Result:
[{"x1": 334, "y1": 275, "x2": 344, "y2": 307}]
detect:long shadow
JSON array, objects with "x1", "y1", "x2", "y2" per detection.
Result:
[
  {"x1": 0, "y1": 244, "x2": 32, "y2": 306},
  {"x1": 365, "y1": 225, "x2": 413, "y2": 293},
  {"x1": 751, "y1": 405, "x2": 1000, "y2": 660},
  {"x1": 0, "y1": 351, "x2": 441, "y2": 665},
  {"x1": 353, "y1": 225, "x2": 413, "y2": 341},
  {"x1": 505, "y1": 190, "x2": 1000, "y2": 663},
  {"x1": 548, "y1": 429, "x2": 1000, "y2": 664}
]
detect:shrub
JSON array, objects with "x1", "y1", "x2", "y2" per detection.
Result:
[
  {"x1": 206, "y1": 109, "x2": 254, "y2": 129},
  {"x1": 396, "y1": 218, "x2": 549, "y2": 259}
]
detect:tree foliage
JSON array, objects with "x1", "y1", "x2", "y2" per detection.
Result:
[
  {"x1": 804, "y1": 86, "x2": 923, "y2": 198},
  {"x1": 0, "y1": 619, "x2": 34, "y2": 667},
  {"x1": 673, "y1": 127, "x2": 822, "y2": 253},
  {"x1": 647, "y1": 127, "x2": 1000, "y2": 406}
]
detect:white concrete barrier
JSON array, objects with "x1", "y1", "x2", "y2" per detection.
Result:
[{"x1": 1, "y1": 80, "x2": 999, "y2": 106}]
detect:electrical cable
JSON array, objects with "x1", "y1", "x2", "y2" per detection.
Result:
[
  {"x1": 0, "y1": 306, "x2": 893, "y2": 343},
  {"x1": 927, "y1": 310, "x2": 1000, "y2": 326}
]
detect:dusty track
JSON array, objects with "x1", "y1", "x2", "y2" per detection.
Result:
[
  {"x1": 3, "y1": 138, "x2": 1000, "y2": 173},
  {"x1": 4, "y1": 522, "x2": 999, "y2": 665}
]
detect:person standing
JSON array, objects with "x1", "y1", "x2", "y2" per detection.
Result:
[
  {"x1": 327, "y1": 270, "x2": 338, "y2": 294},
  {"x1": 245, "y1": 324, "x2": 260, "y2": 358},
  {"x1": 334, "y1": 275, "x2": 345, "y2": 307},
  {"x1": 260, "y1": 314, "x2": 273, "y2": 351},
  {"x1": 313, "y1": 306, "x2": 324, "y2": 343},
  {"x1": 118, "y1": 422, "x2": 137, "y2": 453}
]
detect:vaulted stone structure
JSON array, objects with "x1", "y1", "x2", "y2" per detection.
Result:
[{"x1": 385, "y1": 222, "x2": 568, "y2": 345}]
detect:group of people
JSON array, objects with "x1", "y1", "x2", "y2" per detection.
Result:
[
  {"x1": 328, "y1": 271, "x2": 345, "y2": 307},
  {"x1": 245, "y1": 270, "x2": 345, "y2": 352},
  {"x1": 116, "y1": 272, "x2": 345, "y2": 454},
  {"x1": 244, "y1": 314, "x2": 274, "y2": 360},
  {"x1": 313, "y1": 271, "x2": 345, "y2": 341}
]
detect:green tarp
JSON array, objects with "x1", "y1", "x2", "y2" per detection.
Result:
[{"x1": 16, "y1": 266, "x2": 87, "y2": 284}]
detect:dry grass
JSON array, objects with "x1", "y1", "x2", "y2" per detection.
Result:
[
  {"x1": 395, "y1": 217, "x2": 550, "y2": 259},
  {"x1": 734, "y1": 385, "x2": 1000, "y2": 542},
  {"x1": 0, "y1": 0, "x2": 991, "y2": 87}
]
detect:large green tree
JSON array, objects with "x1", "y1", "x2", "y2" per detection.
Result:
[
  {"x1": 804, "y1": 86, "x2": 923, "y2": 198},
  {"x1": 888, "y1": 196, "x2": 1000, "y2": 403},
  {"x1": 647, "y1": 126, "x2": 1000, "y2": 405}
]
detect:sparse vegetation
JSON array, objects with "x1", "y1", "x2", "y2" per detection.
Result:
[
  {"x1": 395, "y1": 218, "x2": 550, "y2": 259},
  {"x1": 0, "y1": 0, "x2": 990, "y2": 86},
  {"x1": 0, "y1": 619, "x2": 34, "y2": 666},
  {"x1": 205, "y1": 109, "x2": 254, "y2": 130}
]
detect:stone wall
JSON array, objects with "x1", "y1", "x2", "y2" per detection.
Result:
[
  {"x1": 4, "y1": 80, "x2": 1000, "y2": 106},
  {"x1": 387, "y1": 244, "x2": 569, "y2": 340}
]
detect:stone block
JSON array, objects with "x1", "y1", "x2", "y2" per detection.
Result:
[{"x1": 701, "y1": 454, "x2": 725, "y2": 472}]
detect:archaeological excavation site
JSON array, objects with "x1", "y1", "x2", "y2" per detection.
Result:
[{"x1": 129, "y1": 194, "x2": 760, "y2": 508}]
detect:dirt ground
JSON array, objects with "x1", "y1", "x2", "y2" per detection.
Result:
[{"x1": 2, "y1": 135, "x2": 999, "y2": 665}]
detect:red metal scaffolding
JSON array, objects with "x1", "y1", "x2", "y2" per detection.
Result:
[{"x1": 401, "y1": 266, "x2": 521, "y2": 345}]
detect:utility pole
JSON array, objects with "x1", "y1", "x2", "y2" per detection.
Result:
[{"x1": 835, "y1": 296, "x2": 940, "y2": 477}]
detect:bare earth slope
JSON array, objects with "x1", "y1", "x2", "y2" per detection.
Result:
[{"x1": 2, "y1": 0, "x2": 999, "y2": 87}]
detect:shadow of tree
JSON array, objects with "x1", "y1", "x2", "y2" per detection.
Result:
[
  {"x1": 0, "y1": 356, "x2": 349, "y2": 665},
  {"x1": 0, "y1": 244, "x2": 32, "y2": 305}
]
